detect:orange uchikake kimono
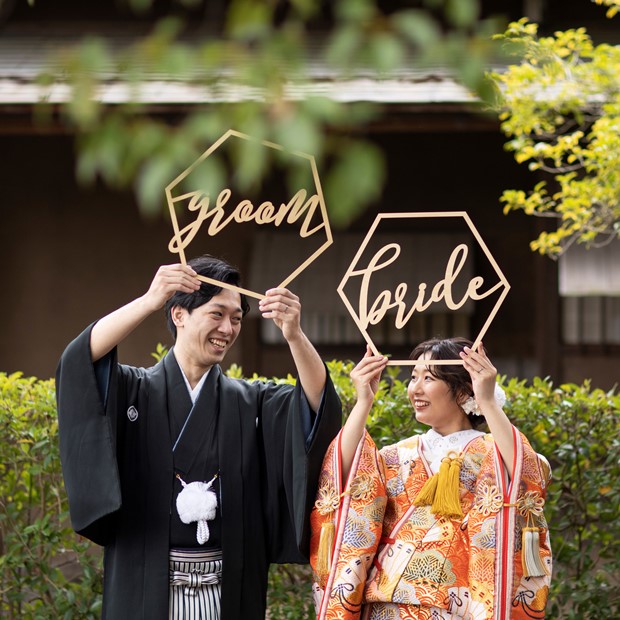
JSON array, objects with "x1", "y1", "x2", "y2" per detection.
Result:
[{"x1": 310, "y1": 428, "x2": 552, "y2": 620}]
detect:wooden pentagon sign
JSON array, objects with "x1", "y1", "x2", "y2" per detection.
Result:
[
  {"x1": 165, "y1": 129, "x2": 333, "y2": 300},
  {"x1": 337, "y1": 212, "x2": 511, "y2": 366}
]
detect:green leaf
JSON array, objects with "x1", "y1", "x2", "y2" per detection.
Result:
[
  {"x1": 367, "y1": 33, "x2": 405, "y2": 74},
  {"x1": 226, "y1": 0, "x2": 273, "y2": 40},
  {"x1": 392, "y1": 10, "x2": 441, "y2": 49},
  {"x1": 136, "y1": 157, "x2": 179, "y2": 217},
  {"x1": 273, "y1": 113, "x2": 323, "y2": 159},
  {"x1": 445, "y1": 0, "x2": 480, "y2": 28},
  {"x1": 334, "y1": 0, "x2": 376, "y2": 22},
  {"x1": 326, "y1": 24, "x2": 362, "y2": 69},
  {"x1": 325, "y1": 141, "x2": 385, "y2": 227}
]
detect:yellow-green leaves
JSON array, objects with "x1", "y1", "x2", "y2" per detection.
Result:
[
  {"x1": 594, "y1": 0, "x2": 620, "y2": 18},
  {"x1": 490, "y1": 20, "x2": 620, "y2": 257}
]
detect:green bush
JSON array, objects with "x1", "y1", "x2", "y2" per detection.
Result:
[
  {"x1": 502, "y1": 376, "x2": 620, "y2": 619},
  {"x1": 1, "y1": 365, "x2": 618, "y2": 619},
  {"x1": 0, "y1": 372, "x2": 102, "y2": 620}
]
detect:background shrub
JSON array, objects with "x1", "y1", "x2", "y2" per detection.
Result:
[
  {"x1": 0, "y1": 372, "x2": 102, "y2": 620},
  {"x1": 1, "y1": 364, "x2": 618, "y2": 619},
  {"x1": 502, "y1": 376, "x2": 620, "y2": 619}
]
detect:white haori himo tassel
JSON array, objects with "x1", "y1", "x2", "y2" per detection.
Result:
[
  {"x1": 176, "y1": 473, "x2": 218, "y2": 545},
  {"x1": 522, "y1": 526, "x2": 548, "y2": 577}
]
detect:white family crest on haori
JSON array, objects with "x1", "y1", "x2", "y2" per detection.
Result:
[
  {"x1": 127, "y1": 406, "x2": 139, "y2": 422},
  {"x1": 176, "y1": 473, "x2": 218, "y2": 544}
]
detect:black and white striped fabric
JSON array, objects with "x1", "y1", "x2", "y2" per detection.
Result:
[{"x1": 169, "y1": 548, "x2": 222, "y2": 619}]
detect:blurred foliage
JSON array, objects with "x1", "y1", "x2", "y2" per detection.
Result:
[
  {"x1": 16, "y1": 1, "x2": 620, "y2": 254},
  {"x1": 489, "y1": 15, "x2": 620, "y2": 257},
  {"x1": 593, "y1": 0, "x2": 620, "y2": 18},
  {"x1": 2, "y1": 362, "x2": 618, "y2": 618},
  {"x1": 501, "y1": 375, "x2": 620, "y2": 618},
  {"x1": 0, "y1": 372, "x2": 102, "y2": 619},
  {"x1": 25, "y1": 0, "x2": 505, "y2": 227}
]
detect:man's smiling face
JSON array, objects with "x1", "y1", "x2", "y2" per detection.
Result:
[{"x1": 173, "y1": 288, "x2": 243, "y2": 371}]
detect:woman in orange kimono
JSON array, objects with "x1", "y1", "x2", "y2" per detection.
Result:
[{"x1": 311, "y1": 338, "x2": 552, "y2": 620}]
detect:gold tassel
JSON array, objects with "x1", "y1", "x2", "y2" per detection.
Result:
[
  {"x1": 316, "y1": 521, "x2": 335, "y2": 577},
  {"x1": 431, "y1": 456, "x2": 464, "y2": 519},
  {"x1": 413, "y1": 471, "x2": 439, "y2": 507},
  {"x1": 414, "y1": 454, "x2": 463, "y2": 519},
  {"x1": 522, "y1": 526, "x2": 548, "y2": 577}
]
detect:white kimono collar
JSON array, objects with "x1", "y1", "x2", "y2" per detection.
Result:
[{"x1": 421, "y1": 428, "x2": 484, "y2": 474}]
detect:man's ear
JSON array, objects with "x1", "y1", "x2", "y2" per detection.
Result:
[{"x1": 171, "y1": 305, "x2": 187, "y2": 328}]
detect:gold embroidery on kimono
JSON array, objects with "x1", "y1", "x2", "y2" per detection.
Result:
[{"x1": 311, "y1": 429, "x2": 552, "y2": 620}]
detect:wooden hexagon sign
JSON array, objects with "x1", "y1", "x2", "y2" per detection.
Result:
[
  {"x1": 165, "y1": 129, "x2": 333, "y2": 299},
  {"x1": 337, "y1": 212, "x2": 511, "y2": 365}
]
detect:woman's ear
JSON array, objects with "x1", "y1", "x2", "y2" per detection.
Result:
[{"x1": 455, "y1": 387, "x2": 471, "y2": 407}]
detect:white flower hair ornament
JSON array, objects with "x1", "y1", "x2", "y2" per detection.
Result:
[{"x1": 462, "y1": 384, "x2": 507, "y2": 417}]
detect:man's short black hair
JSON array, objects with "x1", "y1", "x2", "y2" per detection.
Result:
[{"x1": 164, "y1": 255, "x2": 250, "y2": 339}]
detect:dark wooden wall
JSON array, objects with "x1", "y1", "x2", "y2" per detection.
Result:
[{"x1": 0, "y1": 125, "x2": 568, "y2": 385}]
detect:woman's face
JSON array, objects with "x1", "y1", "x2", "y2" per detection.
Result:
[{"x1": 407, "y1": 352, "x2": 472, "y2": 435}]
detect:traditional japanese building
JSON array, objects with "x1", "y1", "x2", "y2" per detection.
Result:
[{"x1": 1, "y1": 0, "x2": 618, "y2": 388}]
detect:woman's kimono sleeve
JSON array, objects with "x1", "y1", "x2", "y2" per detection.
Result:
[
  {"x1": 310, "y1": 430, "x2": 387, "y2": 620},
  {"x1": 479, "y1": 428, "x2": 553, "y2": 620}
]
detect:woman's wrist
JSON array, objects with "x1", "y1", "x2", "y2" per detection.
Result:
[{"x1": 353, "y1": 395, "x2": 374, "y2": 414}]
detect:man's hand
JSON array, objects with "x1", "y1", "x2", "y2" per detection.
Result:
[
  {"x1": 90, "y1": 263, "x2": 200, "y2": 362},
  {"x1": 259, "y1": 287, "x2": 325, "y2": 411},
  {"x1": 258, "y1": 288, "x2": 302, "y2": 342},
  {"x1": 142, "y1": 263, "x2": 201, "y2": 313}
]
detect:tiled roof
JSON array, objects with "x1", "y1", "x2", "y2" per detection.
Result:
[{"x1": 0, "y1": 26, "x2": 481, "y2": 106}]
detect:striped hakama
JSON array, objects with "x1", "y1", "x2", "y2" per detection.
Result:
[{"x1": 169, "y1": 548, "x2": 222, "y2": 620}]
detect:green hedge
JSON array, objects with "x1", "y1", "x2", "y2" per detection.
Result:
[
  {"x1": 0, "y1": 372, "x2": 102, "y2": 620},
  {"x1": 1, "y1": 364, "x2": 619, "y2": 619}
]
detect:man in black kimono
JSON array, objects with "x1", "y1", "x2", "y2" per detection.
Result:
[{"x1": 56, "y1": 255, "x2": 341, "y2": 620}]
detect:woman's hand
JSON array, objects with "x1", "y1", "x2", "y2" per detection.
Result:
[
  {"x1": 460, "y1": 342, "x2": 515, "y2": 475},
  {"x1": 351, "y1": 345, "x2": 389, "y2": 409},
  {"x1": 459, "y1": 343, "x2": 498, "y2": 409},
  {"x1": 340, "y1": 346, "x2": 388, "y2": 484}
]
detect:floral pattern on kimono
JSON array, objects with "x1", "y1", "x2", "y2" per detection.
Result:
[{"x1": 310, "y1": 428, "x2": 552, "y2": 620}]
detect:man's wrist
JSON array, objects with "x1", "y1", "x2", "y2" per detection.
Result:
[{"x1": 137, "y1": 292, "x2": 163, "y2": 316}]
